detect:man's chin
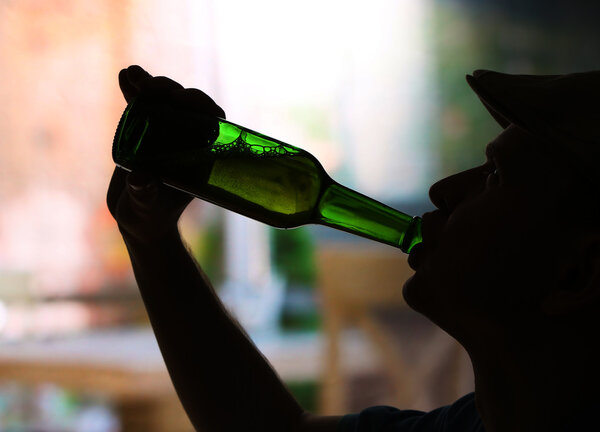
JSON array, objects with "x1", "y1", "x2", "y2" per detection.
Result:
[{"x1": 402, "y1": 271, "x2": 427, "y2": 313}]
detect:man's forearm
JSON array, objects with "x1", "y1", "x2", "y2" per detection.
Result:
[{"x1": 122, "y1": 229, "x2": 305, "y2": 432}]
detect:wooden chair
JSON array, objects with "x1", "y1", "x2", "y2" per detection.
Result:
[{"x1": 316, "y1": 243, "x2": 472, "y2": 414}]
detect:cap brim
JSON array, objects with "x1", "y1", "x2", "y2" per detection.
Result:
[{"x1": 466, "y1": 72, "x2": 512, "y2": 129}]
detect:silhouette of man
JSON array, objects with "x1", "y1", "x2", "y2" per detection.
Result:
[{"x1": 107, "y1": 65, "x2": 600, "y2": 432}]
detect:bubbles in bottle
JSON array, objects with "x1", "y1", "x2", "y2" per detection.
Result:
[{"x1": 210, "y1": 122, "x2": 300, "y2": 158}]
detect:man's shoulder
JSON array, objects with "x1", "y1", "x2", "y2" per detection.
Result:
[{"x1": 337, "y1": 393, "x2": 484, "y2": 432}]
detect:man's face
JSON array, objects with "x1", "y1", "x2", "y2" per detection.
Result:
[{"x1": 403, "y1": 125, "x2": 570, "y2": 344}]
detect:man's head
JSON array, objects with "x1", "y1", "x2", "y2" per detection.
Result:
[{"x1": 404, "y1": 70, "x2": 600, "y2": 354}]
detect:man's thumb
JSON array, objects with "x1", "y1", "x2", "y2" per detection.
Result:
[{"x1": 127, "y1": 171, "x2": 159, "y2": 193}]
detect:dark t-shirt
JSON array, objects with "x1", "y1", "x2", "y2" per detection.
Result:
[{"x1": 337, "y1": 393, "x2": 484, "y2": 432}]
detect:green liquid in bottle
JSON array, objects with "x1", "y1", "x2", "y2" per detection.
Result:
[{"x1": 113, "y1": 98, "x2": 422, "y2": 253}]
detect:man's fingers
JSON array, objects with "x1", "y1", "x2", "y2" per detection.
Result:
[
  {"x1": 120, "y1": 65, "x2": 186, "y2": 103},
  {"x1": 126, "y1": 171, "x2": 161, "y2": 210},
  {"x1": 126, "y1": 65, "x2": 153, "y2": 94},
  {"x1": 118, "y1": 69, "x2": 139, "y2": 103},
  {"x1": 127, "y1": 170, "x2": 160, "y2": 190},
  {"x1": 137, "y1": 76, "x2": 185, "y2": 96},
  {"x1": 170, "y1": 88, "x2": 226, "y2": 118},
  {"x1": 119, "y1": 66, "x2": 153, "y2": 102},
  {"x1": 126, "y1": 65, "x2": 152, "y2": 85},
  {"x1": 118, "y1": 66, "x2": 224, "y2": 121},
  {"x1": 107, "y1": 166, "x2": 129, "y2": 216},
  {"x1": 126, "y1": 172, "x2": 192, "y2": 222}
]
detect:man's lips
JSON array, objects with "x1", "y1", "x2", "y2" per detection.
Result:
[
  {"x1": 406, "y1": 210, "x2": 444, "y2": 270},
  {"x1": 407, "y1": 242, "x2": 424, "y2": 270}
]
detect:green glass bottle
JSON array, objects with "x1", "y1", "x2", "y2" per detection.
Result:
[{"x1": 112, "y1": 98, "x2": 422, "y2": 253}]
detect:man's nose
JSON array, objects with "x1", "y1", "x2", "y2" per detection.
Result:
[{"x1": 428, "y1": 167, "x2": 485, "y2": 213}]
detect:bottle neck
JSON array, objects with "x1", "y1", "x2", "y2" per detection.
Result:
[{"x1": 314, "y1": 182, "x2": 422, "y2": 253}]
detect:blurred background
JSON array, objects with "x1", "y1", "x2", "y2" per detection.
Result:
[{"x1": 1, "y1": 0, "x2": 600, "y2": 430}]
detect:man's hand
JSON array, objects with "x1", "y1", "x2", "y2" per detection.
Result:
[
  {"x1": 107, "y1": 65, "x2": 225, "y2": 244},
  {"x1": 104, "y1": 66, "x2": 341, "y2": 432}
]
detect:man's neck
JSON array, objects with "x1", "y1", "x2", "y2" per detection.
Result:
[
  {"x1": 468, "y1": 333, "x2": 597, "y2": 432},
  {"x1": 470, "y1": 334, "x2": 600, "y2": 432}
]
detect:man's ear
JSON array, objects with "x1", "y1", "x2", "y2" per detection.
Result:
[{"x1": 541, "y1": 236, "x2": 600, "y2": 316}]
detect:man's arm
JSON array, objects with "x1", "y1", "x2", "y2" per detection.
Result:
[
  {"x1": 107, "y1": 66, "x2": 342, "y2": 432},
  {"x1": 122, "y1": 222, "x2": 342, "y2": 432},
  {"x1": 121, "y1": 213, "x2": 310, "y2": 431}
]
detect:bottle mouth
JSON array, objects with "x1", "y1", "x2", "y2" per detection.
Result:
[{"x1": 401, "y1": 216, "x2": 423, "y2": 253}]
